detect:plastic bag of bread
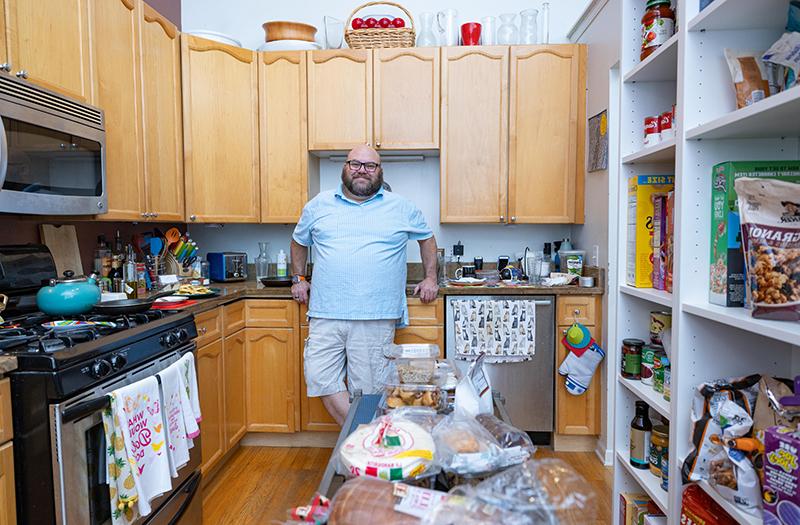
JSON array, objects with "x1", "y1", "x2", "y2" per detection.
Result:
[
  {"x1": 329, "y1": 476, "x2": 423, "y2": 525},
  {"x1": 337, "y1": 410, "x2": 438, "y2": 481},
  {"x1": 470, "y1": 458, "x2": 598, "y2": 524},
  {"x1": 421, "y1": 492, "x2": 533, "y2": 525},
  {"x1": 475, "y1": 413, "x2": 536, "y2": 468},
  {"x1": 432, "y1": 414, "x2": 502, "y2": 475}
]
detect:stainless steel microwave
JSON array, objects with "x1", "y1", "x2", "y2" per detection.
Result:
[{"x1": 0, "y1": 72, "x2": 106, "y2": 215}]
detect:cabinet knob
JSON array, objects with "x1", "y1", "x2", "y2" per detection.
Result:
[
  {"x1": 0, "y1": 63, "x2": 11, "y2": 72},
  {"x1": 152, "y1": 212, "x2": 159, "y2": 218},
  {"x1": 562, "y1": 328, "x2": 568, "y2": 335},
  {"x1": 15, "y1": 70, "x2": 27, "y2": 79},
  {"x1": 499, "y1": 215, "x2": 505, "y2": 222},
  {"x1": 199, "y1": 327, "x2": 207, "y2": 334},
  {"x1": 574, "y1": 309, "x2": 581, "y2": 315},
  {"x1": 189, "y1": 215, "x2": 196, "y2": 221},
  {"x1": 141, "y1": 212, "x2": 148, "y2": 218},
  {"x1": 511, "y1": 216, "x2": 517, "y2": 222},
  {"x1": 376, "y1": 142, "x2": 381, "y2": 148}
]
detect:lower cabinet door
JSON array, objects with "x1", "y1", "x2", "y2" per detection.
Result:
[
  {"x1": 245, "y1": 328, "x2": 298, "y2": 432},
  {"x1": 0, "y1": 441, "x2": 15, "y2": 525},
  {"x1": 197, "y1": 340, "x2": 225, "y2": 473},
  {"x1": 299, "y1": 326, "x2": 339, "y2": 431},
  {"x1": 555, "y1": 324, "x2": 600, "y2": 435},
  {"x1": 223, "y1": 331, "x2": 247, "y2": 448},
  {"x1": 394, "y1": 326, "x2": 444, "y2": 356}
]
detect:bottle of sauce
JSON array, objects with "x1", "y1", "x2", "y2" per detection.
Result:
[
  {"x1": 641, "y1": 0, "x2": 675, "y2": 61},
  {"x1": 630, "y1": 400, "x2": 652, "y2": 469}
]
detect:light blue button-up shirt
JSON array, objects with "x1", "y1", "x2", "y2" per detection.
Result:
[{"x1": 292, "y1": 184, "x2": 433, "y2": 325}]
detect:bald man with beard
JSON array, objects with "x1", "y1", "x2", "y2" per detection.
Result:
[{"x1": 289, "y1": 145, "x2": 439, "y2": 423}]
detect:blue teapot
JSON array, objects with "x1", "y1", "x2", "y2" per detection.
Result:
[{"x1": 37, "y1": 271, "x2": 101, "y2": 316}]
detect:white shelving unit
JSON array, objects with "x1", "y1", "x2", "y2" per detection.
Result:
[{"x1": 611, "y1": 0, "x2": 799, "y2": 523}]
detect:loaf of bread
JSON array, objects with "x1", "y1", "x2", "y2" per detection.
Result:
[{"x1": 329, "y1": 477, "x2": 421, "y2": 525}]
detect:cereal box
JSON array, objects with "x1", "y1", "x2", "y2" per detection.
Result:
[
  {"x1": 665, "y1": 191, "x2": 675, "y2": 293},
  {"x1": 652, "y1": 193, "x2": 668, "y2": 290},
  {"x1": 618, "y1": 492, "x2": 649, "y2": 525},
  {"x1": 709, "y1": 161, "x2": 800, "y2": 307},
  {"x1": 627, "y1": 175, "x2": 675, "y2": 288},
  {"x1": 763, "y1": 425, "x2": 800, "y2": 524}
]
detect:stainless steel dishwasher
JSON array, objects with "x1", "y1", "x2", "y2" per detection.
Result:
[{"x1": 445, "y1": 295, "x2": 555, "y2": 432}]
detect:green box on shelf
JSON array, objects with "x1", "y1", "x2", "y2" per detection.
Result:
[{"x1": 709, "y1": 161, "x2": 800, "y2": 307}]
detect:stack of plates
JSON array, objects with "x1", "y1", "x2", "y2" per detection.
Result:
[
  {"x1": 184, "y1": 30, "x2": 242, "y2": 47},
  {"x1": 257, "y1": 40, "x2": 321, "y2": 51}
]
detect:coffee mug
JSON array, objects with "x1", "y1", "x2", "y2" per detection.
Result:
[
  {"x1": 455, "y1": 265, "x2": 476, "y2": 279},
  {"x1": 498, "y1": 256, "x2": 510, "y2": 270},
  {"x1": 473, "y1": 256, "x2": 483, "y2": 270},
  {"x1": 460, "y1": 22, "x2": 481, "y2": 45}
]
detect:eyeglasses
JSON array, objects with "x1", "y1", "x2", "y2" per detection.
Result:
[{"x1": 345, "y1": 160, "x2": 381, "y2": 173}]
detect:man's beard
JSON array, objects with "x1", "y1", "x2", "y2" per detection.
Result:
[{"x1": 342, "y1": 168, "x2": 383, "y2": 197}]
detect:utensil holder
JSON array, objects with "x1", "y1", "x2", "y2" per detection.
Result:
[
  {"x1": 345, "y1": 1, "x2": 416, "y2": 49},
  {"x1": 164, "y1": 252, "x2": 194, "y2": 278}
]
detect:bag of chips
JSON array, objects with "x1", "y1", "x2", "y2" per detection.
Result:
[{"x1": 724, "y1": 49, "x2": 771, "y2": 109}]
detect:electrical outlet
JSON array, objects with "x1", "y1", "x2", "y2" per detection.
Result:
[{"x1": 452, "y1": 241, "x2": 464, "y2": 256}]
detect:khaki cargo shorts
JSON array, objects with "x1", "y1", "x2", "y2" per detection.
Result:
[{"x1": 304, "y1": 317, "x2": 396, "y2": 397}]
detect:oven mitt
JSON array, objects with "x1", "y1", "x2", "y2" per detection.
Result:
[{"x1": 558, "y1": 322, "x2": 605, "y2": 396}]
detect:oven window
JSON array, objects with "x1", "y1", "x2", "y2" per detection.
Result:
[
  {"x1": 86, "y1": 423, "x2": 112, "y2": 525},
  {"x1": 2, "y1": 116, "x2": 102, "y2": 196}
]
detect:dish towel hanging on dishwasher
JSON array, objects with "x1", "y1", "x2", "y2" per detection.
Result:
[
  {"x1": 157, "y1": 360, "x2": 200, "y2": 477},
  {"x1": 451, "y1": 299, "x2": 536, "y2": 362},
  {"x1": 111, "y1": 376, "x2": 172, "y2": 517}
]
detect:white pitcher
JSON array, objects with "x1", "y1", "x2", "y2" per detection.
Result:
[{"x1": 436, "y1": 8, "x2": 459, "y2": 46}]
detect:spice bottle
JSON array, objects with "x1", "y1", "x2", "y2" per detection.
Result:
[
  {"x1": 640, "y1": 0, "x2": 675, "y2": 61},
  {"x1": 621, "y1": 338, "x2": 645, "y2": 379},
  {"x1": 630, "y1": 401, "x2": 653, "y2": 470}
]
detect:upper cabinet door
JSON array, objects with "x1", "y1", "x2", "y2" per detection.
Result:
[
  {"x1": 509, "y1": 45, "x2": 586, "y2": 224},
  {"x1": 181, "y1": 35, "x2": 260, "y2": 223},
  {"x1": 88, "y1": 0, "x2": 144, "y2": 221},
  {"x1": 373, "y1": 48, "x2": 440, "y2": 150},
  {"x1": 440, "y1": 46, "x2": 509, "y2": 223},
  {"x1": 259, "y1": 51, "x2": 307, "y2": 223},
  {"x1": 140, "y1": 2, "x2": 184, "y2": 222},
  {"x1": 307, "y1": 49, "x2": 372, "y2": 150},
  {"x1": 7, "y1": 0, "x2": 93, "y2": 102}
]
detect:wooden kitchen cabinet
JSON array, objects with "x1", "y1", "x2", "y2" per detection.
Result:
[
  {"x1": 197, "y1": 339, "x2": 225, "y2": 474},
  {"x1": 0, "y1": 441, "x2": 15, "y2": 525},
  {"x1": 0, "y1": 379, "x2": 11, "y2": 444},
  {"x1": 509, "y1": 45, "x2": 586, "y2": 224},
  {"x1": 307, "y1": 49, "x2": 373, "y2": 150},
  {"x1": 259, "y1": 51, "x2": 308, "y2": 223},
  {"x1": 299, "y1": 325, "x2": 339, "y2": 432},
  {"x1": 244, "y1": 299, "x2": 296, "y2": 329},
  {"x1": 373, "y1": 48, "x2": 440, "y2": 150},
  {"x1": 6, "y1": 0, "x2": 93, "y2": 102},
  {"x1": 440, "y1": 46, "x2": 509, "y2": 223},
  {"x1": 181, "y1": 34, "x2": 260, "y2": 223},
  {"x1": 245, "y1": 327, "x2": 299, "y2": 432},
  {"x1": 223, "y1": 300, "x2": 246, "y2": 335},
  {"x1": 394, "y1": 325, "x2": 444, "y2": 353},
  {"x1": 88, "y1": 0, "x2": 145, "y2": 221},
  {"x1": 139, "y1": 1, "x2": 184, "y2": 222},
  {"x1": 223, "y1": 330, "x2": 247, "y2": 449},
  {"x1": 194, "y1": 308, "x2": 222, "y2": 347}
]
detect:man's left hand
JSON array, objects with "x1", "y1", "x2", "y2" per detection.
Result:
[{"x1": 414, "y1": 277, "x2": 438, "y2": 303}]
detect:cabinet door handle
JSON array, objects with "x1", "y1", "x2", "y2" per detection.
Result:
[
  {"x1": 15, "y1": 70, "x2": 27, "y2": 79},
  {"x1": 141, "y1": 212, "x2": 147, "y2": 218},
  {"x1": 574, "y1": 309, "x2": 581, "y2": 315},
  {"x1": 152, "y1": 212, "x2": 159, "y2": 218},
  {"x1": 561, "y1": 328, "x2": 568, "y2": 336},
  {"x1": 511, "y1": 216, "x2": 516, "y2": 222},
  {"x1": 499, "y1": 215, "x2": 505, "y2": 222},
  {"x1": 189, "y1": 215, "x2": 197, "y2": 221},
  {"x1": 0, "y1": 63, "x2": 11, "y2": 72},
  {"x1": 376, "y1": 141, "x2": 381, "y2": 148}
]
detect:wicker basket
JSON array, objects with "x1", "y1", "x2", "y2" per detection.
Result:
[{"x1": 344, "y1": 1, "x2": 416, "y2": 49}]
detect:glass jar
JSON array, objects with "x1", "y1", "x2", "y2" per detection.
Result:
[
  {"x1": 255, "y1": 242, "x2": 270, "y2": 280},
  {"x1": 640, "y1": 0, "x2": 675, "y2": 61},
  {"x1": 650, "y1": 424, "x2": 669, "y2": 478},
  {"x1": 621, "y1": 338, "x2": 645, "y2": 379}
]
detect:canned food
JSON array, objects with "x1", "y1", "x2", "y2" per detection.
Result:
[
  {"x1": 663, "y1": 366, "x2": 671, "y2": 402},
  {"x1": 649, "y1": 311, "x2": 671, "y2": 345},
  {"x1": 659, "y1": 110, "x2": 674, "y2": 139},
  {"x1": 641, "y1": 344, "x2": 663, "y2": 386},
  {"x1": 653, "y1": 355, "x2": 670, "y2": 394},
  {"x1": 621, "y1": 338, "x2": 646, "y2": 379},
  {"x1": 644, "y1": 116, "x2": 661, "y2": 147},
  {"x1": 650, "y1": 424, "x2": 669, "y2": 478}
]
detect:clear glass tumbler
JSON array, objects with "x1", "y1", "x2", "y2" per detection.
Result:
[
  {"x1": 520, "y1": 8, "x2": 539, "y2": 44},
  {"x1": 255, "y1": 242, "x2": 270, "y2": 280}
]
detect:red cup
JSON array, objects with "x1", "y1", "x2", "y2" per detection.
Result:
[{"x1": 460, "y1": 22, "x2": 481, "y2": 46}]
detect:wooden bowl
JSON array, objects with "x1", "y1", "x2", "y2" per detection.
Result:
[{"x1": 262, "y1": 21, "x2": 317, "y2": 43}]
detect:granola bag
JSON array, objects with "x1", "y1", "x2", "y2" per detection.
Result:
[{"x1": 735, "y1": 177, "x2": 800, "y2": 320}]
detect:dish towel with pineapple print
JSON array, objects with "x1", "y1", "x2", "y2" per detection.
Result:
[
  {"x1": 157, "y1": 359, "x2": 200, "y2": 477},
  {"x1": 102, "y1": 396, "x2": 139, "y2": 525},
  {"x1": 111, "y1": 376, "x2": 172, "y2": 517},
  {"x1": 451, "y1": 299, "x2": 536, "y2": 363},
  {"x1": 178, "y1": 352, "x2": 202, "y2": 423}
]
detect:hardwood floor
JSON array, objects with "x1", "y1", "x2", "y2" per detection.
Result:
[{"x1": 202, "y1": 447, "x2": 613, "y2": 524}]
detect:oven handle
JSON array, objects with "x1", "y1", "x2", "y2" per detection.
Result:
[
  {"x1": 61, "y1": 395, "x2": 109, "y2": 423},
  {"x1": 168, "y1": 472, "x2": 202, "y2": 525},
  {"x1": 0, "y1": 116, "x2": 8, "y2": 189}
]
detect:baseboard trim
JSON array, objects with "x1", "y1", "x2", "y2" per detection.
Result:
[
  {"x1": 241, "y1": 431, "x2": 339, "y2": 448},
  {"x1": 595, "y1": 442, "x2": 613, "y2": 466},
  {"x1": 552, "y1": 433, "x2": 599, "y2": 452}
]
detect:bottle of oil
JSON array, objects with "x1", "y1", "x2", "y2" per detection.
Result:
[
  {"x1": 630, "y1": 401, "x2": 652, "y2": 469},
  {"x1": 124, "y1": 245, "x2": 137, "y2": 299}
]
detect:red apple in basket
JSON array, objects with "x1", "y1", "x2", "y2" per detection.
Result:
[
  {"x1": 365, "y1": 17, "x2": 378, "y2": 28},
  {"x1": 391, "y1": 17, "x2": 405, "y2": 28},
  {"x1": 378, "y1": 17, "x2": 391, "y2": 28},
  {"x1": 351, "y1": 17, "x2": 365, "y2": 29}
]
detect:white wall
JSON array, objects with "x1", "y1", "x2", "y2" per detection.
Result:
[
  {"x1": 189, "y1": 157, "x2": 573, "y2": 263},
  {"x1": 182, "y1": 0, "x2": 591, "y2": 50}
]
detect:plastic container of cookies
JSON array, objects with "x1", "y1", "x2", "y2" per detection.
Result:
[
  {"x1": 381, "y1": 383, "x2": 447, "y2": 412},
  {"x1": 384, "y1": 344, "x2": 440, "y2": 384}
]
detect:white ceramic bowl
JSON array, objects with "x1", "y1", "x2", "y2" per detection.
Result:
[
  {"x1": 257, "y1": 40, "x2": 322, "y2": 51},
  {"x1": 184, "y1": 30, "x2": 242, "y2": 47}
]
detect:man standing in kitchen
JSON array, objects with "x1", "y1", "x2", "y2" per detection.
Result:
[{"x1": 290, "y1": 145, "x2": 439, "y2": 424}]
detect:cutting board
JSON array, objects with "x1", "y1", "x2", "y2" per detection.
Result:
[{"x1": 40, "y1": 224, "x2": 83, "y2": 277}]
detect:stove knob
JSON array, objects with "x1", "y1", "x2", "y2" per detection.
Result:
[
  {"x1": 90, "y1": 359, "x2": 112, "y2": 379},
  {"x1": 110, "y1": 354, "x2": 127, "y2": 371},
  {"x1": 163, "y1": 333, "x2": 178, "y2": 347},
  {"x1": 177, "y1": 328, "x2": 189, "y2": 343}
]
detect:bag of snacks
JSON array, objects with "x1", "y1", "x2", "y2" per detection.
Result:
[
  {"x1": 432, "y1": 414, "x2": 502, "y2": 475},
  {"x1": 475, "y1": 414, "x2": 536, "y2": 468},
  {"x1": 735, "y1": 177, "x2": 800, "y2": 320},
  {"x1": 329, "y1": 476, "x2": 441, "y2": 525},
  {"x1": 724, "y1": 49, "x2": 771, "y2": 108},
  {"x1": 680, "y1": 484, "x2": 739, "y2": 525}
]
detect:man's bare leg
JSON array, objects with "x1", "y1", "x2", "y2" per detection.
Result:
[{"x1": 322, "y1": 391, "x2": 350, "y2": 425}]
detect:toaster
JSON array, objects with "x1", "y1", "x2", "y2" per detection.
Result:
[{"x1": 207, "y1": 252, "x2": 248, "y2": 282}]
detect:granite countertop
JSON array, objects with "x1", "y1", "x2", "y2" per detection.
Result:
[
  {"x1": 0, "y1": 355, "x2": 17, "y2": 377},
  {"x1": 176, "y1": 268, "x2": 605, "y2": 316}
]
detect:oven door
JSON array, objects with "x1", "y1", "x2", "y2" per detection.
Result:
[
  {"x1": 0, "y1": 96, "x2": 106, "y2": 215},
  {"x1": 51, "y1": 346, "x2": 201, "y2": 525}
]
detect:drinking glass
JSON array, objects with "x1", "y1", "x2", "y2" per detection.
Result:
[
  {"x1": 520, "y1": 8, "x2": 539, "y2": 44},
  {"x1": 417, "y1": 12, "x2": 439, "y2": 46},
  {"x1": 480, "y1": 16, "x2": 497, "y2": 45},
  {"x1": 541, "y1": 2, "x2": 550, "y2": 43},
  {"x1": 323, "y1": 16, "x2": 344, "y2": 49},
  {"x1": 497, "y1": 13, "x2": 519, "y2": 45}
]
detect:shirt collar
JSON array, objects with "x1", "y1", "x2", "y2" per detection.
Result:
[{"x1": 335, "y1": 183, "x2": 385, "y2": 205}]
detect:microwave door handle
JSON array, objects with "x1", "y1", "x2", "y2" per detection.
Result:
[{"x1": 0, "y1": 117, "x2": 7, "y2": 189}]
